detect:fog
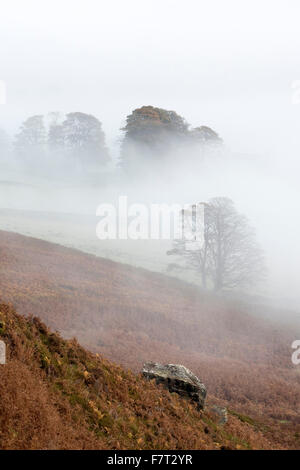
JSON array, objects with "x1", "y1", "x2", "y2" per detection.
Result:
[{"x1": 1, "y1": 0, "x2": 300, "y2": 310}]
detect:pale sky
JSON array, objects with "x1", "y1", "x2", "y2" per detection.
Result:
[{"x1": 0, "y1": 0, "x2": 300, "y2": 160}]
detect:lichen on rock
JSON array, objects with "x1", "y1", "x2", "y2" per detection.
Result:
[{"x1": 142, "y1": 362, "x2": 207, "y2": 410}]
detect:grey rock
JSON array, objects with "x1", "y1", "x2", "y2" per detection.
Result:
[{"x1": 142, "y1": 362, "x2": 206, "y2": 410}]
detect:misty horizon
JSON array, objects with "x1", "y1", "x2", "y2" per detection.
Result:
[
  {"x1": 0, "y1": 2, "x2": 299, "y2": 327},
  {"x1": 1, "y1": 0, "x2": 300, "y2": 454}
]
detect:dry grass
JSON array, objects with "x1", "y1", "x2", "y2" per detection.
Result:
[
  {"x1": 0, "y1": 230, "x2": 300, "y2": 448},
  {"x1": 0, "y1": 301, "x2": 280, "y2": 450}
]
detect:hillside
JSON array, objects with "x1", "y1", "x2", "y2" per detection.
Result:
[
  {"x1": 0, "y1": 300, "x2": 277, "y2": 450},
  {"x1": 0, "y1": 230, "x2": 300, "y2": 448}
]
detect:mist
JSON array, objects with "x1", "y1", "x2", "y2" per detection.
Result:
[{"x1": 1, "y1": 0, "x2": 300, "y2": 312}]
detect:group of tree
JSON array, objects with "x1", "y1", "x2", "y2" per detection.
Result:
[
  {"x1": 120, "y1": 105, "x2": 222, "y2": 171},
  {"x1": 168, "y1": 197, "x2": 265, "y2": 292},
  {"x1": 1, "y1": 105, "x2": 223, "y2": 174},
  {"x1": 0, "y1": 109, "x2": 265, "y2": 292},
  {"x1": 13, "y1": 112, "x2": 110, "y2": 171}
]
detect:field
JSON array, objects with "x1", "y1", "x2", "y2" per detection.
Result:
[
  {"x1": 1, "y1": 229, "x2": 300, "y2": 448},
  {"x1": 0, "y1": 300, "x2": 281, "y2": 450}
]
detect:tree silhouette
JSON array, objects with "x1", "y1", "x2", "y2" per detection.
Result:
[
  {"x1": 168, "y1": 197, "x2": 266, "y2": 291},
  {"x1": 120, "y1": 106, "x2": 189, "y2": 171},
  {"x1": 60, "y1": 112, "x2": 110, "y2": 169},
  {"x1": 14, "y1": 115, "x2": 46, "y2": 160}
]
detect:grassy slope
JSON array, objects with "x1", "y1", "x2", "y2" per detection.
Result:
[
  {"x1": 0, "y1": 230, "x2": 300, "y2": 448},
  {"x1": 0, "y1": 301, "x2": 278, "y2": 450}
]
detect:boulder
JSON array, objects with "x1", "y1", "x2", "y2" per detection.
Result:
[{"x1": 142, "y1": 362, "x2": 206, "y2": 410}]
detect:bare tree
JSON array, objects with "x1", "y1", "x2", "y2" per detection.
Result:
[{"x1": 168, "y1": 197, "x2": 266, "y2": 291}]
